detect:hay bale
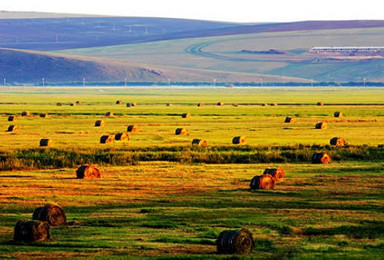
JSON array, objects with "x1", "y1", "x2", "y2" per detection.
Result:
[
  {"x1": 40, "y1": 113, "x2": 49, "y2": 118},
  {"x1": 40, "y1": 139, "x2": 53, "y2": 147},
  {"x1": 32, "y1": 204, "x2": 66, "y2": 226},
  {"x1": 56, "y1": 102, "x2": 62, "y2": 106},
  {"x1": 263, "y1": 168, "x2": 285, "y2": 182},
  {"x1": 317, "y1": 101, "x2": 324, "y2": 106},
  {"x1": 315, "y1": 122, "x2": 327, "y2": 129},
  {"x1": 197, "y1": 102, "x2": 205, "y2": 107},
  {"x1": 13, "y1": 220, "x2": 51, "y2": 242},
  {"x1": 127, "y1": 124, "x2": 139, "y2": 132},
  {"x1": 217, "y1": 102, "x2": 224, "y2": 106},
  {"x1": 70, "y1": 103, "x2": 76, "y2": 106},
  {"x1": 8, "y1": 115, "x2": 16, "y2": 121},
  {"x1": 115, "y1": 132, "x2": 130, "y2": 141},
  {"x1": 7, "y1": 125, "x2": 20, "y2": 132},
  {"x1": 270, "y1": 103, "x2": 278, "y2": 106},
  {"x1": 126, "y1": 103, "x2": 136, "y2": 107},
  {"x1": 232, "y1": 103, "x2": 239, "y2": 107},
  {"x1": 21, "y1": 111, "x2": 30, "y2": 117},
  {"x1": 216, "y1": 228, "x2": 254, "y2": 254},
  {"x1": 116, "y1": 100, "x2": 123, "y2": 105},
  {"x1": 166, "y1": 103, "x2": 173, "y2": 107},
  {"x1": 192, "y1": 139, "x2": 207, "y2": 147},
  {"x1": 75, "y1": 101, "x2": 82, "y2": 105},
  {"x1": 175, "y1": 128, "x2": 188, "y2": 135},
  {"x1": 94, "y1": 120, "x2": 105, "y2": 127},
  {"x1": 232, "y1": 136, "x2": 246, "y2": 145},
  {"x1": 334, "y1": 111, "x2": 342, "y2": 117},
  {"x1": 250, "y1": 174, "x2": 276, "y2": 190},
  {"x1": 330, "y1": 137, "x2": 347, "y2": 147},
  {"x1": 261, "y1": 103, "x2": 268, "y2": 107},
  {"x1": 285, "y1": 116, "x2": 295, "y2": 123},
  {"x1": 100, "y1": 135, "x2": 115, "y2": 144},
  {"x1": 181, "y1": 113, "x2": 191, "y2": 118},
  {"x1": 105, "y1": 112, "x2": 114, "y2": 117},
  {"x1": 76, "y1": 164, "x2": 101, "y2": 179},
  {"x1": 312, "y1": 152, "x2": 331, "y2": 164}
]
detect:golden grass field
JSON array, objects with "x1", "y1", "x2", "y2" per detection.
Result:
[{"x1": 0, "y1": 87, "x2": 383, "y2": 259}]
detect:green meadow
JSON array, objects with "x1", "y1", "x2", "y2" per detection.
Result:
[{"x1": 0, "y1": 87, "x2": 383, "y2": 259}]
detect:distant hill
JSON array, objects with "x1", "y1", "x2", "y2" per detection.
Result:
[{"x1": 0, "y1": 48, "x2": 308, "y2": 85}]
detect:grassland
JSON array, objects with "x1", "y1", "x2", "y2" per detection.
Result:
[{"x1": 0, "y1": 87, "x2": 383, "y2": 259}]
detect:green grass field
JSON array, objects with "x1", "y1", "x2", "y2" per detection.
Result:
[{"x1": 0, "y1": 87, "x2": 383, "y2": 259}]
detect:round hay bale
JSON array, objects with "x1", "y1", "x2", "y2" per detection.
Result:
[
  {"x1": 315, "y1": 122, "x2": 327, "y2": 129},
  {"x1": 216, "y1": 228, "x2": 254, "y2": 254},
  {"x1": 40, "y1": 139, "x2": 53, "y2": 147},
  {"x1": 263, "y1": 168, "x2": 285, "y2": 182},
  {"x1": 334, "y1": 111, "x2": 342, "y2": 117},
  {"x1": 39, "y1": 113, "x2": 49, "y2": 118},
  {"x1": 197, "y1": 102, "x2": 205, "y2": 107},
  {"x1": 192, "y1": 139, "x2": 207, "y2": 147},
  {"x1": 232, "y1": 136, "x2": 246, "y2": 145},
  {"x1": 76, "y1": 164, "x2": 101, "y2": 179},
  {"x1": 75, "y1": 101, "x2": 82, "y2": 105},
  {"x1": 100, "y1": 135, "x2": 115, "y2": 144},
  {"x1": 285, "y1": 116, "x2": 295, "y2": 123},
  {"x1": 13, "y1": 220, "x2": 51, "y2": 242},
  {"x1": 70, "y1": 103, "x2": 76, "y2": 106},
  {"x1": 270, "y1": 103, "x2": 278, "y2": 106},
  {"x1": 250, "y1": 174, "x2": 275, "y2": 190},
  {"x1": 94, "y1": 120, "x2": 105, "y2": 127},
  {"x1": 7, "y1": 125, "x2": 20, "y2": 132},
  {"x1": 8, "y1": 115, "x2": 16, "y2": 122},
  {"x1": 330, "y1": 137, "x2": 347, "y2": 147},
  {"x1": 317, "y1": 101, "x2": 324, "y2": 106},
  {"x1": 232, "y1": 103, "x2": 239, "y2": 107},
  {"x1": 175, "y1": 128, "x2": 188, "y2": 135},
  {"x1": 105, "y1": 112, "x2": 114, "y2": 117},
  {"x1": 312, "y1": 152, "x2": 331, "y2": 164},
  {"x1": 261, "y1": 103, "x2": 268, "y2": 106},
  {"x1": 126, "y1": 103, "x2": 136, "y2": 107},
  {"x1": 115, "y1": 132, "x2": 130, "y2": 141},
  {"x1": 181, "y1": 113, "x2": 191, "y2": 118},
  {"x1": 21, "y1": 111, "x2": 30, "y2": 117},
  {"x1": 32, "y1": 204, "x2": 66, "y2": 226},
  {"x1": 56, "y1": 102, "x2": 62, "y2": 106},
  {"x1": 116, "y1": 100, "x2": 123, "y2": 105},
  {"x1": 217, "y1": 102, "x2": 224, "y2": 106},
  {"x1": 127, "y1": 124, "x2": 139, "y2": 132},
  {"x1": 166, "y1": 103, "x2": 173, "y2": 107}
]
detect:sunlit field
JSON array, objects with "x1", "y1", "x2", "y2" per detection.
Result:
[{"x1": 0, "y1": 87, "x2": 383, "y2": 259}]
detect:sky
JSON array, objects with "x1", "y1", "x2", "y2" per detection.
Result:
[{"x1": 1, "y1": 0, "x2": 384, "y2": 23}]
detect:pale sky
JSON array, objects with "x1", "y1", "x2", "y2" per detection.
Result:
[{"x1": 1, "y1": 0, "x2": 383, "y2": 23}]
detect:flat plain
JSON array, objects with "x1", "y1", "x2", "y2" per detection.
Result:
[{"x1": 0, "y1": 87, "x2": 383, "y2": 259}]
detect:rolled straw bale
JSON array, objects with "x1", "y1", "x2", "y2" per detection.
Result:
[
  {"x1": 317, "y1": 101, "x2": 324, "y2": 106},
  {"x1": 116, "y1": 100, "x2": 123, "y2": 105},
  {"x1": 175, "y1": 128, "x2": 188, "y2": 135},
  {"x1": 75, "y1": 101, "x2": 82, "y2": 105},
  {"x1": 181, "y1": 113, "x2": 191, "y2": 118},
  {"x1": 232, "y1": 136, "x2": 246, "y2": 145},
  {"x1": 70, "y1": 103, "x2": 76, "y2": 106},
  {"x1": 40, "y1": 139, "x2": 53, "y2": 147},
  {"x1": 127, "y1": 124, "x2": 139, "y2": 132},
  {"x1": 56, "y1": 102, "x2": 62, "y2": 106},
  {"x1": 192, "y1": 139, "x2": 207, "y2": 147},
  {"x1": 270, "y1": 103, "x2": 278, "y2": 106},
  {"x1": 263, "y1": 168, "x2": 285, "y2": 182},
  {"x1": 217, "y1": 102, "x2": 224, "y2": 106},
  {"x1": 8, "y1": 115, "x2": 16, "y2": 121},
  {"x1": 312, "y1": 152, "x2": 331, "y2": 164},
  {"x1": 94, "y1": 120, "x2": 105, "y2": 127},
  {"x1": 261, "y1": 103, "x2": 268, "y2": 106},
  {"x1": 126, "y1": 103, "x2": 136, "y2": 107},
  {"x1": 105, "y1": 111, "x2": 114, "y2": 117},
  {"x1": 32, "y1": 204, "x2": 66, "y2": 226},
  {"x1": 40, "y1": 113, "x2": 49, "y2": 118},
  {"x1": 13, "y1": 220, "x2": 50, "y2": 242},
  {"x1": 115, "y1": 132, "x2": 130, "y2": 141},
  {"x1": 166, "y1": 103, "x2": 173, "y2": 107},
  {"x1": 197, "y1": 102, "x2": 205, "y2": 107},
  {"x1": 284, "y1": 116, "x2": 295, "y2": 123},
  {"x1": 315, "y1": 122, "x2": 327, "y2": 129},
  {"x1": 232, "y1": 103, "x2": 239, "y2": 107},
  {"x1": 334, "y1": 111, "x2": 342, "y2": 117},
  {"x1": 330, "y1": 137, "x2": 347, "y2": 147},
  {"x1": 76, "y1": 164, "x2": 101, "y2": 179},
  {"x1": 216, "y1": 228, "x2": 254, "y2": 254},
  {"x1": 21, "y1": 111, "x2": 30, "y2": 117},
  {"x1": 250, "y1": 174, "x2": 275, "y2": 190},
  {"x1": 100, "y1": 135, "x2": 114, "y2": 144},
  {"x1": 7, "y1": 125, "x2": 20, "y2": 132}
]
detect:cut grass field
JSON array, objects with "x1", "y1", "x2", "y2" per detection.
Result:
[{"x1": 0, "y1": 87, "x2": 383, "y2": 259}]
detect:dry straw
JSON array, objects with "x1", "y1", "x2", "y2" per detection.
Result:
[
  {"x1": 216, "y1": 228, "x2": 254, "y2": 254},
  {"x1": 312, "y1": 152, "x2": 331, "y2": 164},
  {"x1": 13, "y1": 220, "x2": 51, "y2": 242},
  {"x1": 250, "y1": 174, "x2": 275, "y2": 190},
  {"x1": 192, "y1": 139, "x2": 207, "y2": 147},
  {"x1": 76, "y1": 164, "x2": 101, "y2": 179},
  {"x1": 175, "y1": 128, "x2": 188, "y2": 135},
  {"x1": 32, "y1": 204, "x2": 66, "y2": 226},
  {"x1": 100, "y1": 135, "x2": 115, "y2": 144},
  {"x1": 232, "y1": 136, "x2": 246, "y2": 145}
]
